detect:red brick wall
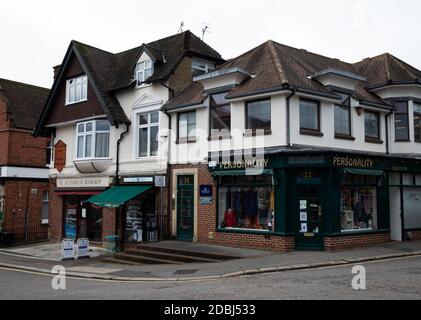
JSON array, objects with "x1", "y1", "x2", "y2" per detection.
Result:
[
  {"x1": 170, "y1": 164, "x2": 295, "y2": 252},
  {"x1": 48, "y1": 178, "x2": 63, "y2": 241},
  {"x1": 3, "y1": 180, "x2": 49, "y2": 229},
  {"x1": 324, "y1": 233, "x2": 391, "y2": 251},
  {"x1": 407, "y1": 230, "x2": 421, "y2": 241},
  {"x1": 7, "y1": 130, "x2": 49, "y2": 167}
]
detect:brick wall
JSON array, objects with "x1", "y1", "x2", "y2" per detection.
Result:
[
  {"x1": 170, "y1": 163, "x2": 295, "y2": 252},
  {"x1": 7, "y1": 130, "x2": 49, "y2": 167},
  {"x1": 324, "y1": 233, "x2": 391, "y2": 251},
  {"x1": 48, "y1": 178, "x2": 63, "y2": 241},
  {"x1": 3, "y1": 180, "x2": 49, "y2": 229},
  {"x1": 407, "y1": 230, "x2": 421, "y2": 241}
]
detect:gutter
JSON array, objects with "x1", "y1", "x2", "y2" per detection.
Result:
[
  {"x1": 286, "y1": 88, "x2": 296, "y2": 146},
  {"x1": 115, "y1": 123, "x2": 130, "y2": 185},
  {"x1": 162, "y1": 106, "x2": 172, "y2": 240},
  {"x1": 385, "y1": 109, "x2": 394, "y2": 154}
]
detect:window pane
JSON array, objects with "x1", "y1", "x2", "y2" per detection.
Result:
[
  {"x1": 150, "y1": 126, "x2": 159, "y2": 156},
  {"x1": 81, "y1": 81, "x2": 87, "y2": 100},
  {"x1": 211, "y1": 105, "x2": 231, "y2": 131},
  {"x1": 246, "y1": 100, "x2": 271, "y2": 130},
  {"x1": 95, "y1": 133, "x2": 109, "y2": 158},
  {"x1": 178, "y1": 113, "x2": 188, "y2": 139},
  {"x1": 211, "y1": 92, "x2": 229, "y2": 106},
  {"x1": 69, "y1": 85, "x2": 75, "y2": 103},
  {"x1": 85, "y1": 122, "x2": 93, "y2": 132},
  {"x1": 340, "y1": 187, "x2": 377, "y2": 231},
  {"x1": 300, "y1": 99, "x2": 319, "y2": 130},
  {"x1": 77, "y1": 136, "x2": 84, "y2": 158},
  {"x1": 138, "y1": 128, "x2": 148, "y2": 157},
  {"x1": 85, "y1": 134, "x2": 92, "y2": 157},
  {"x1": 403, "y1": 188, "x2": 421, "y2": 229},
  {"x1": 42, "y1": 191, "x2": 49, "y2": 221},
  {"x1": 77, "y1": 124, "x2": 84, "y2": 133},
  {"x1": 389, "y1": 172, "x2": 401, "y2": 185},
  {"x1": 139, "y1": 114, "x2": 148, "y2": 125},
  {"x1": 145, "y1": 68, "x2": 152, "y2": 79},
  {"x1": 403, "y1": 173, "x2": 414, "y2": 186},
  {"x1": 334, "y1": 105, "x2": 351, "y2": 135},
  {"x1": 75, "y1": 84, "x2": 81, "y2": 101},
  {"x1": 414, "y1": 103, "x2": 421, "y2": 141},
  {"x1": 365, "y1": 111, "x2": 379, "y2": 139},
  {"x1": 150, "y1": 112, "x2": 159, "y2": 124},
  {"x1": 96, "y1": 120, "x2": 110, "y2": 131}
]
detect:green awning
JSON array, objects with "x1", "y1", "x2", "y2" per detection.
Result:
[
  {"x1": 211, "y1": 169, "x2": 273, "y2": 177},
  {"x1": 342, "y1": 168, "x2": 384, "y2": 176},
  {"x1": 86, "y1": 185, "x2": 152, "y2": 208}
]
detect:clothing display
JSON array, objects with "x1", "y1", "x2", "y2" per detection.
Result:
[{"x1": 224, "y1": 209, "x2": 237, "y2": 228}]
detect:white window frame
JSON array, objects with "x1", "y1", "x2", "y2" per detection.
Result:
[
  {"x1": 136, "y1": 111, "x2": 160, "y2": 158},
  {"x1": 192, "y1": 59, "x2": 215, "y2": 76},
  {"x1": 66, "y1": 75, "x2": 88, "y2": 105},
  {"x1": 76, "y1": 120, "x2": 111, "y2": 160},
  {"x1": 135, "y1": 60, "x2": 153, "y2": 88},
  {"x1": 41, "y1": 191, "x2": 49, "y2": 225}
]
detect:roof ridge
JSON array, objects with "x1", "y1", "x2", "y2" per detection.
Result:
[
  {"x1": 384, "y1": 53, "x2": 392, "y2": 81},
  {"x1": 388, "y1": 54, "x2": 419, "y2": 80},
  {"x1": 0, "y1": 78, "x2": 50, "y2": 91},
  {"x1": 215, "y1": 41, "x2": 269, "y2": 70},
  {"x1": 267, "y1": 40, "x2": 288, "y2": 85},
  {"x1": 71, "y1": 40, "x2": 114, "y2": 56}
]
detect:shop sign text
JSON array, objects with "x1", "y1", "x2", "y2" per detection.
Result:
[
  {"x1": 219, "y1": 159, "x2": 269, "y2": 170},
  {"x1": 333, "y1": 156, "x2": 374, "y2": 168}
]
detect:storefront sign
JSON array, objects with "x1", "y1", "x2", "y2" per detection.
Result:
[
  {"x1": 332, "y1": 156, "x2": 374, "y2": 168},
  {"x1": 76, "y1": 238, "x2": 90, "y2": 259},
  {"x1": 288, "y1": 155, "x2": 325, "y2": 166},
  {"x1": 155, "y1": 176, "x2": 166, "y2": 187},
  {"x1": 62, "y1": 239, "x2": 75, "y2": 261},
  {"x1": 54, "y1": 140, "x2": 67, "y2": 173},
  {"x1": 57, "y1": 177, "x2": 111, "y2": 189},
  {"x1": 123, "y1": 177, "x2": 154, "y2": 184},
  {"x1": 200, "y1": 185, "x2": 213, "y2": 197},
  {"x1": 219, "y1": 159, "x2": 269, "y2": 170},
  {"x1": 200, "y1": 197, "x2": 213, "y2": 205}
]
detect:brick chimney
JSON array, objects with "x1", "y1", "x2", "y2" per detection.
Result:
[{"x1": 53, "y1": 65, "x2": 62, "y2": 80}]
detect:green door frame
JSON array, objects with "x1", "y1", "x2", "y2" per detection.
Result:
[{"x1": 176, "y1": 175, "x2": 195, "y2": 241}]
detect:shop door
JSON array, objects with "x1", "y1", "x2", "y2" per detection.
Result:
[
  {"x1": 177, "y1": 175, "x2": 195, "y2": 241},
  {"x1": 296, "y1": 186, "x2": 324, "y2": 250}
]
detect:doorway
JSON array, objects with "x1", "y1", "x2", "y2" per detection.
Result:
[{"x1": 176, "y1": 175, "x2": 195, "y2": 241}]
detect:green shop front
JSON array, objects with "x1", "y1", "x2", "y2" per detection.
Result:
[{"x1": 209, "y1": 151, "x2": 421, "y2": 251}]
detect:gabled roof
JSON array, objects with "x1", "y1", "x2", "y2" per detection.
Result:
[
  {"x1": 354, "y1": 53, "x2": 421, "y2": 89},
  {"x1": 34, "y1": 30, "x2": 224, "y2": 135},
  {"x1": 0, "y1": 78, "x2": 49, "y2": 130},
  {"x1": 164, "y1": 40, "x2": 393, "y2": 109}
]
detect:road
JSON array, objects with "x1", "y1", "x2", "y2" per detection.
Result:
[{"x1": 0, "y1": 255, "x2": 420, "y2": 300}]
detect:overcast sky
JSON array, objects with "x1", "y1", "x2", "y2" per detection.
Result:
[{"x1": 1, "y1": 0, "x2": 420, "y2": 88}]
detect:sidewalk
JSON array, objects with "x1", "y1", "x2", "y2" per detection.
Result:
[{"x1": 0, "y1": 240, "x2": 420, "y2": 282}]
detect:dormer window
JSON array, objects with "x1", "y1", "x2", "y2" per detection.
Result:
[
  {"x1": 192, "y1": 59, "x2": 214, "y2": 77},
  {"x1": 136, "y1": 60, "x2": 153, "y2": 87},
  {"x1": 66, "y1": 75, "x2": 87, "y2": 105}
]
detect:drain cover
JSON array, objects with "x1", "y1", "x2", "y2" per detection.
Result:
[{"x1": 173, "y1": 269, "x2": 198, "y2": 275}]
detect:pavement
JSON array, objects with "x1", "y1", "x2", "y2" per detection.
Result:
[{"x1": 0, "y1": 240, "x2": 421, "y2": 282}]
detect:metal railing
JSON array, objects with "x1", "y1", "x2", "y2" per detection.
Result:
[{"x1": 0, "y1": 224, "x2": 48, "y2": 247}]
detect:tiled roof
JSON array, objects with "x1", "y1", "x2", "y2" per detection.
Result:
[{"x1": 0, "y1": 78, "x2": 49, "y2": 130}]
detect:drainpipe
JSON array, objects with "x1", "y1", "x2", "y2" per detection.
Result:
[
  {"x1": 115, "y1": 122, "x2": 130, "y2": 185},
  {"x1": 162, "y1": 107, "x2": 172, "y2": 240},
  {"x1": 385, "y1": 110, "x2": 393, "y2": 154},
  {"x1": 286, "y1": 87, "x2": 296, "y2": 147}
]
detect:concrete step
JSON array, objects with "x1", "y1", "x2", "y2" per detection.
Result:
[
  {"x1": 137, "y1": 244, "x2": 239, "y2": 261},
  {"x1": 125, "y1": 248, "x2": 221, "y2": 263},
  {"x1": 112, "y1": 252, "x2": 181, "y2": 265},
  {"x1": 102, "y1": 257, "x2": 142, "y2": 266}
]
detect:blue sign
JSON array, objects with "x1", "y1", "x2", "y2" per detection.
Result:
[{"x1": 200, "y1": 185, "x2": 213, "y2": 197}]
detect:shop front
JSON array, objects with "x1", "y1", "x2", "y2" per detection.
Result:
[
  {"x1": 86, "y1": 175, "x2": 167, "y2": 249},
  {"x1": 205, "y1": 150, "x2": 413, "y2": 251}
]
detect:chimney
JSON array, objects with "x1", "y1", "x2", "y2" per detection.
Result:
[{"x1": 53, "y1": 65, "x2": 62, "y2": 80}]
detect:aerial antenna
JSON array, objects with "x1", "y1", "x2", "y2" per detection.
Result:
[
  {"x1": 201, "y1": 23, "x2": 212, "y2": 41},
  {"x1": 178, "y1": 21, "x2": 184, "y2": 33}
]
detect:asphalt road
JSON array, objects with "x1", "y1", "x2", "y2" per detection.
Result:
[{"x1": 0, "y1": 255, "x2": 420, "y2": 300}]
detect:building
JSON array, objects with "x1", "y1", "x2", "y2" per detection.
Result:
[
  {"x1": 33, "y1": 31, "x2": 224, "y2": 247},
  {"x1": 162, "y1": 40, "x2": 421, "y2": 251},
  {"x1": 0, "y1": 78, "x2": 50, "y2": 240}
]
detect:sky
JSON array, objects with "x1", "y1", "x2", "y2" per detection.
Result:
[{"x1": 1, "y1": 0, "x2": 420, "y2": 88}]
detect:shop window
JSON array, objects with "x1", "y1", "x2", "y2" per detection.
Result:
[
  {"x1": 210, "y1": 92, "x2": 230, "y2": 137},
  {"x1": 125, "y1": 192, "x2": 156, "y2": 243},
  {"x1": 246, "y1": 99, "x2": 271, "y2": 132},
  {"x1": 340, "y1": 175, "x2": 378, "y2": 232},
  {"x1": 389, "y1": 172, "x2": 401, "y2": 186},
  {"x1": 403, "y1": 173, "x2": 414, "y2": 186},
  {"x1": 414, "y1": 102, "x2": 421, "y2": 142},
  {"x1": 403, "y1": 188, "x2": 421, "y2": 229},
  {"x1": 394, "y1": 101, "x2": 409, "y2": 141},
  {"x1": 416, "y1": 174, "x2": 421, "y2": 186},
  {"x1": 218, "y1": 176, "x2": 274, "y2": 232}
]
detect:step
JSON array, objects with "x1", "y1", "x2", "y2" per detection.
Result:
[
  {"x1": 112, "y1": 252, "x2": 181, "y2": 265},
  {"x1": 137, "y1": 245, "x2": 239, "y2": 261},
  {"x1": 102, "y1": 257, "x2": 142, "y2": 266},
  {"x1": 125, "y1": 248, "x2": 221, "y2": 263}
]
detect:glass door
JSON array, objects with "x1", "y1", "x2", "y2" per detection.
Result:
[{"x1": 177, "y1": 175, "x2": 195, "y2": 241}]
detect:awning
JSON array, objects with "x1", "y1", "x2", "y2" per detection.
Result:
[
  {"x1": 342, "y1": 168, "x2": 384, "y2": 176},
  {"x1": 86, "y1": 185, "x2": 152, "y2": 208},
  {"x1": 211, "y1": 169, "x2": 273, "y2": 177}
]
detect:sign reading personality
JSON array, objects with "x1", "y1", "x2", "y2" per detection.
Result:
[
  {"x1": 332, "y1": 156, "x2": 375, "y2": 168},
  {"x1": 219, "y1": 159, "x2": 269, "y2": 170}
]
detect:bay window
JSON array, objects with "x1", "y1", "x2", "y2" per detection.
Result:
[
  {"x1": 138, "y1": 111, "x2": 159, "y2": 158},
  {"x1": 135, "y1": 60, "x2": 153, "y2": 87},
  {"x1": 66, "y1": 75, "x2": 88, "y2": 105},
  {"x1": 76, "y1": 120, "x2": 110, "y2": 159},
  {"x1": 394, "y1": 101, "x2": 409, "y2": 141},
  {"x1": 414, "y1": 102, "x2": 421, "y2": 142}
]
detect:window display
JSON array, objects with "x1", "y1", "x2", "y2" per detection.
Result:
[
  {"x1": 340, "y1": 187, "x2": 377, "y2": 232},
  {"x1": 218, "y1": 176, "x2": 274, "y2": 232},
  {"x1": 125, "y1": 192, "x2": 157, "y2": 243}
]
